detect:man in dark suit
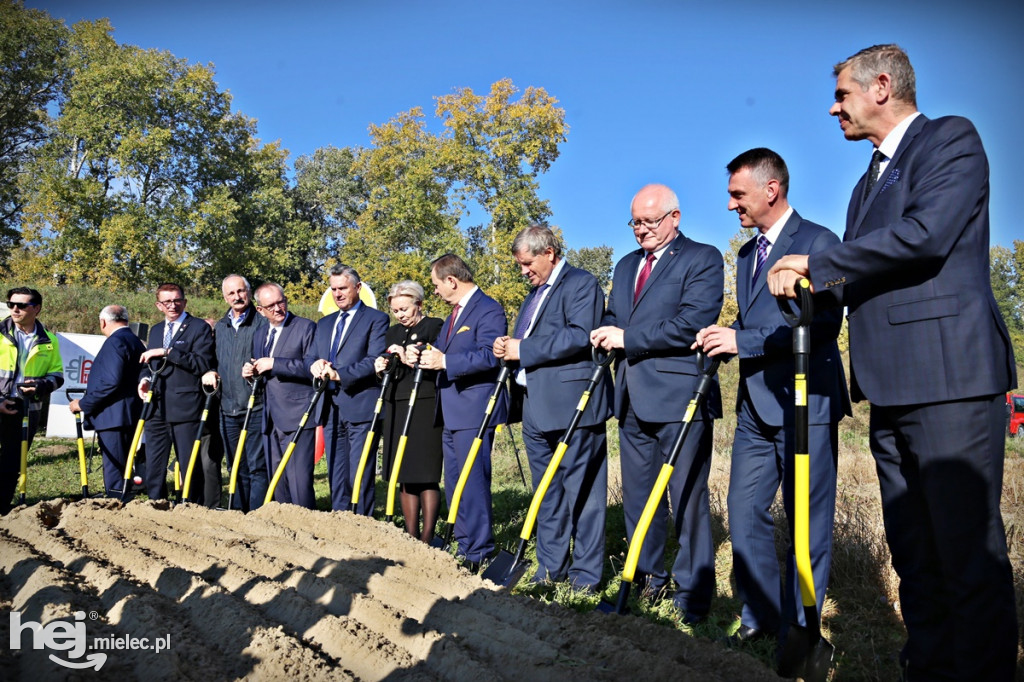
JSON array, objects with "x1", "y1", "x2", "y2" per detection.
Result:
[
  {"x1": 769, "y1": 45, "x2": 1017, "y2": 680},
  {"x1": 695, "y1": 148, "x2": 851, "y2": 644},
  {"x1": 412, "y1": 254, "x2": 508, "y2": 568},
  {"x1": 138, "y1": 283, "x2": 215, "y2": 502},
  {"x1": 205, "y1": 275, "x2": 268, "y2": 511},
  {"x1": 69, "y1": 305, "x2": 146, "y2": 497},
  {"x1": 308, "y1": 265, "x2": 388, "y2": 513},
  {"x1": 244, "y1": 283, "x2": 318, "y2": 508},
  {"x1": 591, "y1": 184, "x2": 724, "y2": 624},
  {"x1": 493, "y1": 225, "x2": 612, "y2": 591}
]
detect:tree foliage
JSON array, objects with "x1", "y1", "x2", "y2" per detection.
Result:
[
  {"x1": 0, "y1": 0, "x2": 68, "y2": 266},
  {"x1": 566, "y1": 245, "x2": 613, "y2": 291}
]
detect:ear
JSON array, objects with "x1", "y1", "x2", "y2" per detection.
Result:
[
  {"x1": 874, "y1": 73, "x2": 892, "y2": 104},
  {"x1": 765, "y1": 178, "x2": 780, "y2": 203}
]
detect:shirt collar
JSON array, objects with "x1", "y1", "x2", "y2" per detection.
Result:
[
  {"x1": 760, "y1": 206, "x2": 794, "y2": 245},
  {"x1": 877, "y1": 111, "x2": 922, "y2": 161},
  {"x1": 456, "y1": 286, "x2": 478, "y2": 310}
]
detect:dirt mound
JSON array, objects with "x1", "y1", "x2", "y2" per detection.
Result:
[{"x1": 0, "y1": 500, "x2": 776, "y2": 681}]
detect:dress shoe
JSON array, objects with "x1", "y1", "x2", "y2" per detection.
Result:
[
  {"x1": 682, "y1": 611, "x2": 706, "y2": 627},
  {"x1": 727, "y1": 624, "x2": 773, "y2": 646}
]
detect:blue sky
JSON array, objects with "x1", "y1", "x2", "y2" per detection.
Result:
[{"x1": 29, "y1": 0, "x2": 1023, "y2": 264}]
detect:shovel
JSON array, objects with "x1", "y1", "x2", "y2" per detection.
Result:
[
  {"x1": 65, "y1": 388, "x2": 90, "y2": 498},
  {"x1": 227, "y1": 376, "x2": 263, "y2": 511},
  {"x1": 264, "y1": 377, "x2": 326, "y2": 505},
  {"x1": 182, "y1": 379, "x2": 219, "y2": 503},
  {"x1": 598, "y1": 350, "x2": 720, "y2": 615},
  {"x1": 431, "y1": 360, "x2": 511, "y2": 552},
  {"x1": 775, "y1": 278, "x2": 834, "y2": 681},
  {"x1": 351, "y1": 352, "x2": 399, "y2": 514},
  {"x1": 484, "y1": 348, "x2": 613, "y2": 588},
  {"x1": 384, "y1": 351, "x2": 426, "y2": 524},
  {"x1": 121, "y1": 357, "x2": 170, "y2": 502},
  {"x1": 14, "y1": 383, "x2": 34, "y2": 505}
]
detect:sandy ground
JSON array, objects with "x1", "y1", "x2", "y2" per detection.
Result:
[{"x1": 0, "y1": 499, "x2": 780, "y2": 681}]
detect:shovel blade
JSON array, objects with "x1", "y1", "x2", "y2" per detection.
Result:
[
  {"x1": 595, "y1": 581, "x2": 631, "y2": 615},
  {"x1": 481, "y1": 550, "x2": 528, "y2": 588},
  {"x1": 777, "y1": 625, "x2": 834, "y2": 681}
]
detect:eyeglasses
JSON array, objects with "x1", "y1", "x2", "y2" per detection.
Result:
[
  {"x1": 157, "y1": 298, "x2": 185, "y2": 307},
  {"x1": 257, "y1": 300, "x2": 286, "y2": 310},
  {"x1": 628, "y1": 210, "x2": 674, "y2": 231},
  {"x1": 5, "y1": 301, "x2": 38, "y2": 310}
]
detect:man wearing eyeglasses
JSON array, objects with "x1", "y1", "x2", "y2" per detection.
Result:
[
  {"x1": 138, "y1": 283, "x2": 214, "y2": 502},
  {"x1": 0, "y1": 287, "x2": 64, "y2": 514},
  {"x1": 204, "y1": 275, "x2": 268, "y2": 511},
  {"x1": 244, "y1": 283, "x2": 318, "y2": 508},
  {"x1": 591, "y1": 184, "x2": 724, "y2": 624}
]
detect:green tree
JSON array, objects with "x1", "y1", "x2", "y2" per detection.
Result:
[
  {"x1": 16, "y1": 19, "x2": 295, "y2": 293},
  {"x1": 566, "y1": 244, "x2": 613, "y2": 290},
  {"x1": 0, "y1": 0, "x2": 68, "y2": 269}
]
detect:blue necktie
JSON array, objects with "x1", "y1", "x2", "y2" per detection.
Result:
[
  {"x1": 330, "y1": 312, "x2": 349, "y2": 364},
  {"x1": 163, "y1": 322, "x2": 174, "y2": 348},
  {"x1": 751, "y1": 235, "x2": 770, "y2": 290},
  {"x1": 513, "y1": 284, "x2": 549, "y2": 338},
  {"x1": 264, "y1": 328, "x2": 277, "y2": 358}
]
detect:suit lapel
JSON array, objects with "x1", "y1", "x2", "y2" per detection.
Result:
[
  {"x1": 337, "y1": 306, "x2": 362, "y2": 352},
  {"x1": 746, "y1": 213, "x2": 798, "y2": 312},
  {"x1": 526, "y1": 264, "x2": 568, "y2": 330},
  {"x1": 852, "y1": 115, "x2": 927, "y2": 236},
  {"x1": 441, "y1": 290, "x2": 477, "y2": 351}
]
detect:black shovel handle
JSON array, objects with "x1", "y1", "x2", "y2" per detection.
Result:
[{"x1": 777, "y1": 277, "x2": 814, "y2": 328}]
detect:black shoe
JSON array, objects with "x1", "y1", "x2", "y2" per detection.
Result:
[
  {"x1": 682, "y1": 612, "x2": 706, "y2": 627},
  {"x1": 727, "y1": 624, "x2": 773, "y2": 646}
]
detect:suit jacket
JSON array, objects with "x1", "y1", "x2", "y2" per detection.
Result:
[
  {"x1": 603, "y1": 232, "x2": 724, "y2": 424},
  {"x1": 306, "y1": 304, "x2": 389, "y2": 422},
  {"x1": 79, "y1": 327, "x2": 146, "y2": 431},
  {"x1": 733, "y1": 211, "x2": 851, "y2": 426},
  {"x1": 255, "y1": 312, "x2": 317, "y2": 433},
  {"x1": 141, "y1": 313, "x2": 215, "y2": 422},
  {"x1": 435, "y1": 288, "x2": 509, "y2": 431},
  {"x1": 512, "y1": 263, "x2": 612, "y2": 433},
  {"x1": 809, "y1": 115, "x2": 1016, "y2": 405}
]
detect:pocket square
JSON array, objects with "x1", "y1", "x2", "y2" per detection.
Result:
[
  {"x1": 456, "y1": 325, "x2": 471, "y2": 334},
  {"x1": 880, "y1": 168, "x2": 900, "y2": 192}
]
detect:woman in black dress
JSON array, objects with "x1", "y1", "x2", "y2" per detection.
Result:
[{"x1": 374, "y1": 280, "x2": 444, "y2": 542}]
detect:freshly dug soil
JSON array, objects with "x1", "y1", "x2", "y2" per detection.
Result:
[{"x1": 0, "y1": 499, "x2": 777, "y2": 680}]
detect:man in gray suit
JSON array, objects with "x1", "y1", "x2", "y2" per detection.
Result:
[
  {"x1": 769, "y1": 45, "x2": 1017, "y2": 680},
  {"x1": 493, "y1": 225, "x2": 612, "y2": 592},
  {"x1": 696, "y1": 148, "x2": 850, "y2": 645}
]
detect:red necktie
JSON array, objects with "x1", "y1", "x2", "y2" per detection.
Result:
[
  {"x1": 634, "y1": 252, "x2": 656, "y2": 303},
  {"x1": 446, "y1": 303, "x2": 461, "y2": 341}
]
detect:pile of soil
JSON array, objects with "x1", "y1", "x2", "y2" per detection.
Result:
[{"x1": 0, "y1": 499, "x2": 777, "y2": 680}]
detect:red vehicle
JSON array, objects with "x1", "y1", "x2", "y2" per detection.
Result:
[{"x1": 1008, "y1": 393, "x2": 1024, "y2": 438}]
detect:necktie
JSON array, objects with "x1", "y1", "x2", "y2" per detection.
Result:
[
  {"x1": 330, "y1": 312, "x2": 349, "y2": 364},
  {"x1": 634, "y1": 252, "x2": 656, "y2": 303},
  {"x1": 446, "y1": 304, "x2": 461, "y2": 342},
  {"x1": 264, "y1": 327, "x2": 277, "y2": 358},
  {"x1": 863, "y1": 149, "x2": 884, "y2": 202},
  {"x1": 163, "y1": 322, "x2": 174, "y2": 348},
  {"x1": 513, "y1": 284, "x2": 549, "y2": 339},
  {"x1": 751, "y1": 235, "x2": 770, "y2": 289}
]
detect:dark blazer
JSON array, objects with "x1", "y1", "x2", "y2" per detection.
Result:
[
  {"x1": 733, "y1": 211, "x2": 851, "y2": 426},
  {"x1": 141, "y1": 314, "x2": 215, "y2": 422},
  {"x1": 602, "y1": 232, "x2": 724, "y2": 423},
  {"x1": 255, "y1": 312, "x2": 317, "y2": 433},
  {"x1": 513, "y1": 263, "x2": 612, "y2": 433},
  {"x1": 306, "y1": 304, "x2": 389, "y2": 422},
  {"x1": 809, "y1": 115, "x2": 1016, "y2": 404},
  {"x1": 435, "y1": 288, "x2": 508, "y2": 431},
  {"x1": 79, "y1": 327, "x2": 146, "y2": 431}
]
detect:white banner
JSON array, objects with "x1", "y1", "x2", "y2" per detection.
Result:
[{"x1": 46, "y1": 332, "x2": 105, "y2": 438}]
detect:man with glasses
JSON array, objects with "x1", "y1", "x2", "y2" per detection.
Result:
[
  {"x1": 307, "y1": 265, "x2": 388, "y2": 513},
  {"x1": 591, "y1": 184, "x2": 724, "y2": 624},
  {"x1": 204, "y1": 275, "x2": 267, "y2": 511},
  {"x1": 244, "y1": 283, "x2": 317, "y2": 507},
  {"x1": 0, "y1": 287, "x2": 63, "y2": 514},
  {"x1": 138, "y1": 283, "x2": 214, "y2": 502}
]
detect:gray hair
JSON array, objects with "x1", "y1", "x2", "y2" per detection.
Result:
[
  {"x1": 328, "y1": 263, "x2": 361, "y2": 285},
  {"x1": 512, "y1": 225, "x2": 562, "y2": 257},
  {"x1": 387, "y1": 280, "x2": 425, "y2": 305},
  {"x1": 100, "y1": 305, "x2": 130, "y2": 323},
  {"x1": 221, "y1": 274, "x2": 251, "y2": 291},
  {"x1": 254, "y1": 282, "x2": 285, "y2": 306},
  {"x1": 834, "y1": 44, "x2": 916, "y2": 107}
]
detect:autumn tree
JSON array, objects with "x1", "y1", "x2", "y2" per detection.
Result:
[
  {"x1": 15, "y1": 18, "x2": 296, "y2": 293},
  {"x1": 566, "y1": 245, "x2": 614, "y2": 290},
  {"x1": 0, "y1": 0, "x2": 68, "y2": 269}
]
